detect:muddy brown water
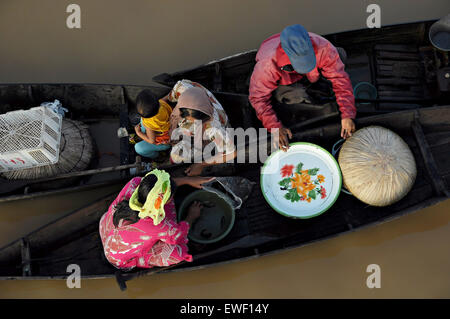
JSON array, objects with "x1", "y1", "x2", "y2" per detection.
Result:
[{"x1": 0, "y1": 0, "x2": 449, "y2": 298}]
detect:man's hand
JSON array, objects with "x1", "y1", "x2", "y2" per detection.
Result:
[
  {"x1": 272, "y1": 127, "x2": 293, "y2": 152},
  {"x1": 341, "y1": 118, "x2": 355, "y2": 139}
]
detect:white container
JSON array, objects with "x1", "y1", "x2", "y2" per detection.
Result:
[{"x1": 0, "y1": 106, "x2": 62, "y2": 172}]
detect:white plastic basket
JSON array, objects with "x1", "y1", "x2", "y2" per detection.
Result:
[{"x1": 0, "y1": 106, "x2": 63, "y2": 172}]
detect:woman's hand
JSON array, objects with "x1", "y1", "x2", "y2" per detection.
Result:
[
  {"x1": 341, "y1": 118, "x2": 355, "y2": 139},
  {"x1": 185, "y1": 163, "x2": 204, "y2": 176},
  {"x1": 186, "y1": 176, "x2": 215, "y2": 189},
  {"x1": 184, "y1": 201, "x2": 203, "y2": 225},
  {"x1": 173, "y1": 176, "x2": 215, "y2": 189}
]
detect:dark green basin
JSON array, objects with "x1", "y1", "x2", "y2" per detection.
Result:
[{"x1": 178, "y1": 190, "x2": 235, "y2": 244}]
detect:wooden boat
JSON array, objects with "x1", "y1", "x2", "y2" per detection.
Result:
[
  {"x1": 0, "y1": 105, "x2": 448, "y2": 289},
  {"x1": 153, "y1": 20, "x2": 449, "y2": 114}
]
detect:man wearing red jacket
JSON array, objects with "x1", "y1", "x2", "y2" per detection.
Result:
[{"x1": 249, "y1": 24, "x2": 356, "y2": 150}]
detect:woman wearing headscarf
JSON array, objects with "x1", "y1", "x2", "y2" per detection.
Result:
[
  {"x1": 166, "y1": 80, "x2": 236, "y2": 176},
  {"x1": 99, "y1": 169, "x2": 214, "y2": 269}
]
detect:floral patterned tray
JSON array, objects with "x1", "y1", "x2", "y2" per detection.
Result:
[{"x1": 260, "y1": 142, "x2": 342, "y2": 219}]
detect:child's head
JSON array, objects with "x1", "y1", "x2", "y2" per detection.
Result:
[{"x1": 136, "y1": 89, "x2": 159, "y2": 118}]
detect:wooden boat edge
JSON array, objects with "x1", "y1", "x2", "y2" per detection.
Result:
[
  {"x1": 0, "y1": 194, "x2": 446, "y2": 281},
  {"x1": 152, "y1": 19, "x2": 438, "y2": 83}
]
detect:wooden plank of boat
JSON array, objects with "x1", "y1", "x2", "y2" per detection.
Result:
[
  {"x1": 153, "y1": 20, "x2": 446, "y2": 113},
  {"x1": 411, "y1": 114, "x2": 450, "y2": 197},
  {"x1": 0, "y1": 105, "x2": 448, "y2": 289},
  {"x1": 0, "y1": 160, "x2": 144, "y2": 195}
]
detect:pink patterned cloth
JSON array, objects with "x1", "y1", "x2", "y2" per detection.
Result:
[{"x1": 99, "y1": 177, "x2": 193, "y2": 270}]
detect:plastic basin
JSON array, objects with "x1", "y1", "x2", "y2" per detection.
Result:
[{"x1": 178, "y1": 190, "x2": 235, "y2": 244}]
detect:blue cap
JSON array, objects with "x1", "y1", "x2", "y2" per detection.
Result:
[{"x1": 280, "y1": 24, "x2": 316, "y2": 74}]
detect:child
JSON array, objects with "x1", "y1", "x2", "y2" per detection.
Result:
[{"x1": 133, "y1": 89, "x2": 172, "y2": 159}]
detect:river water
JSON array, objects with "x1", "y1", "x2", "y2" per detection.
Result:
[{"x1": 0, "y1": 0, "x2": 449, "y2": 298}]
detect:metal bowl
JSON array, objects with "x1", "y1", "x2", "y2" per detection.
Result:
[
  {"x1": 429, "y1": 14, "x2": 450, "y2": 51},
  {"x1": 354, "y1": 82, "x2": 377, "y2": 104}
]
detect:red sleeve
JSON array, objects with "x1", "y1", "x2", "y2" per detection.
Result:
[
  {"x1": 249, "y1": 59, "x2": 283, "y2": 130},
  {"x1": 318, "y1": 44, "x2": 357, "y2": 119}
]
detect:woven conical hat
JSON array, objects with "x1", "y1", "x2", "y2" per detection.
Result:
[
  {"x1": 338, "y1": 126, "x2": 416, "y2": 206},
  {"x1": 1, "y1": 119, "x2": 94, "y2": 180}
]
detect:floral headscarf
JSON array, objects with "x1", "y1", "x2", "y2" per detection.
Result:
[{"x1": 129, "y1": 169, "x2": 171, "y2": 225}]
